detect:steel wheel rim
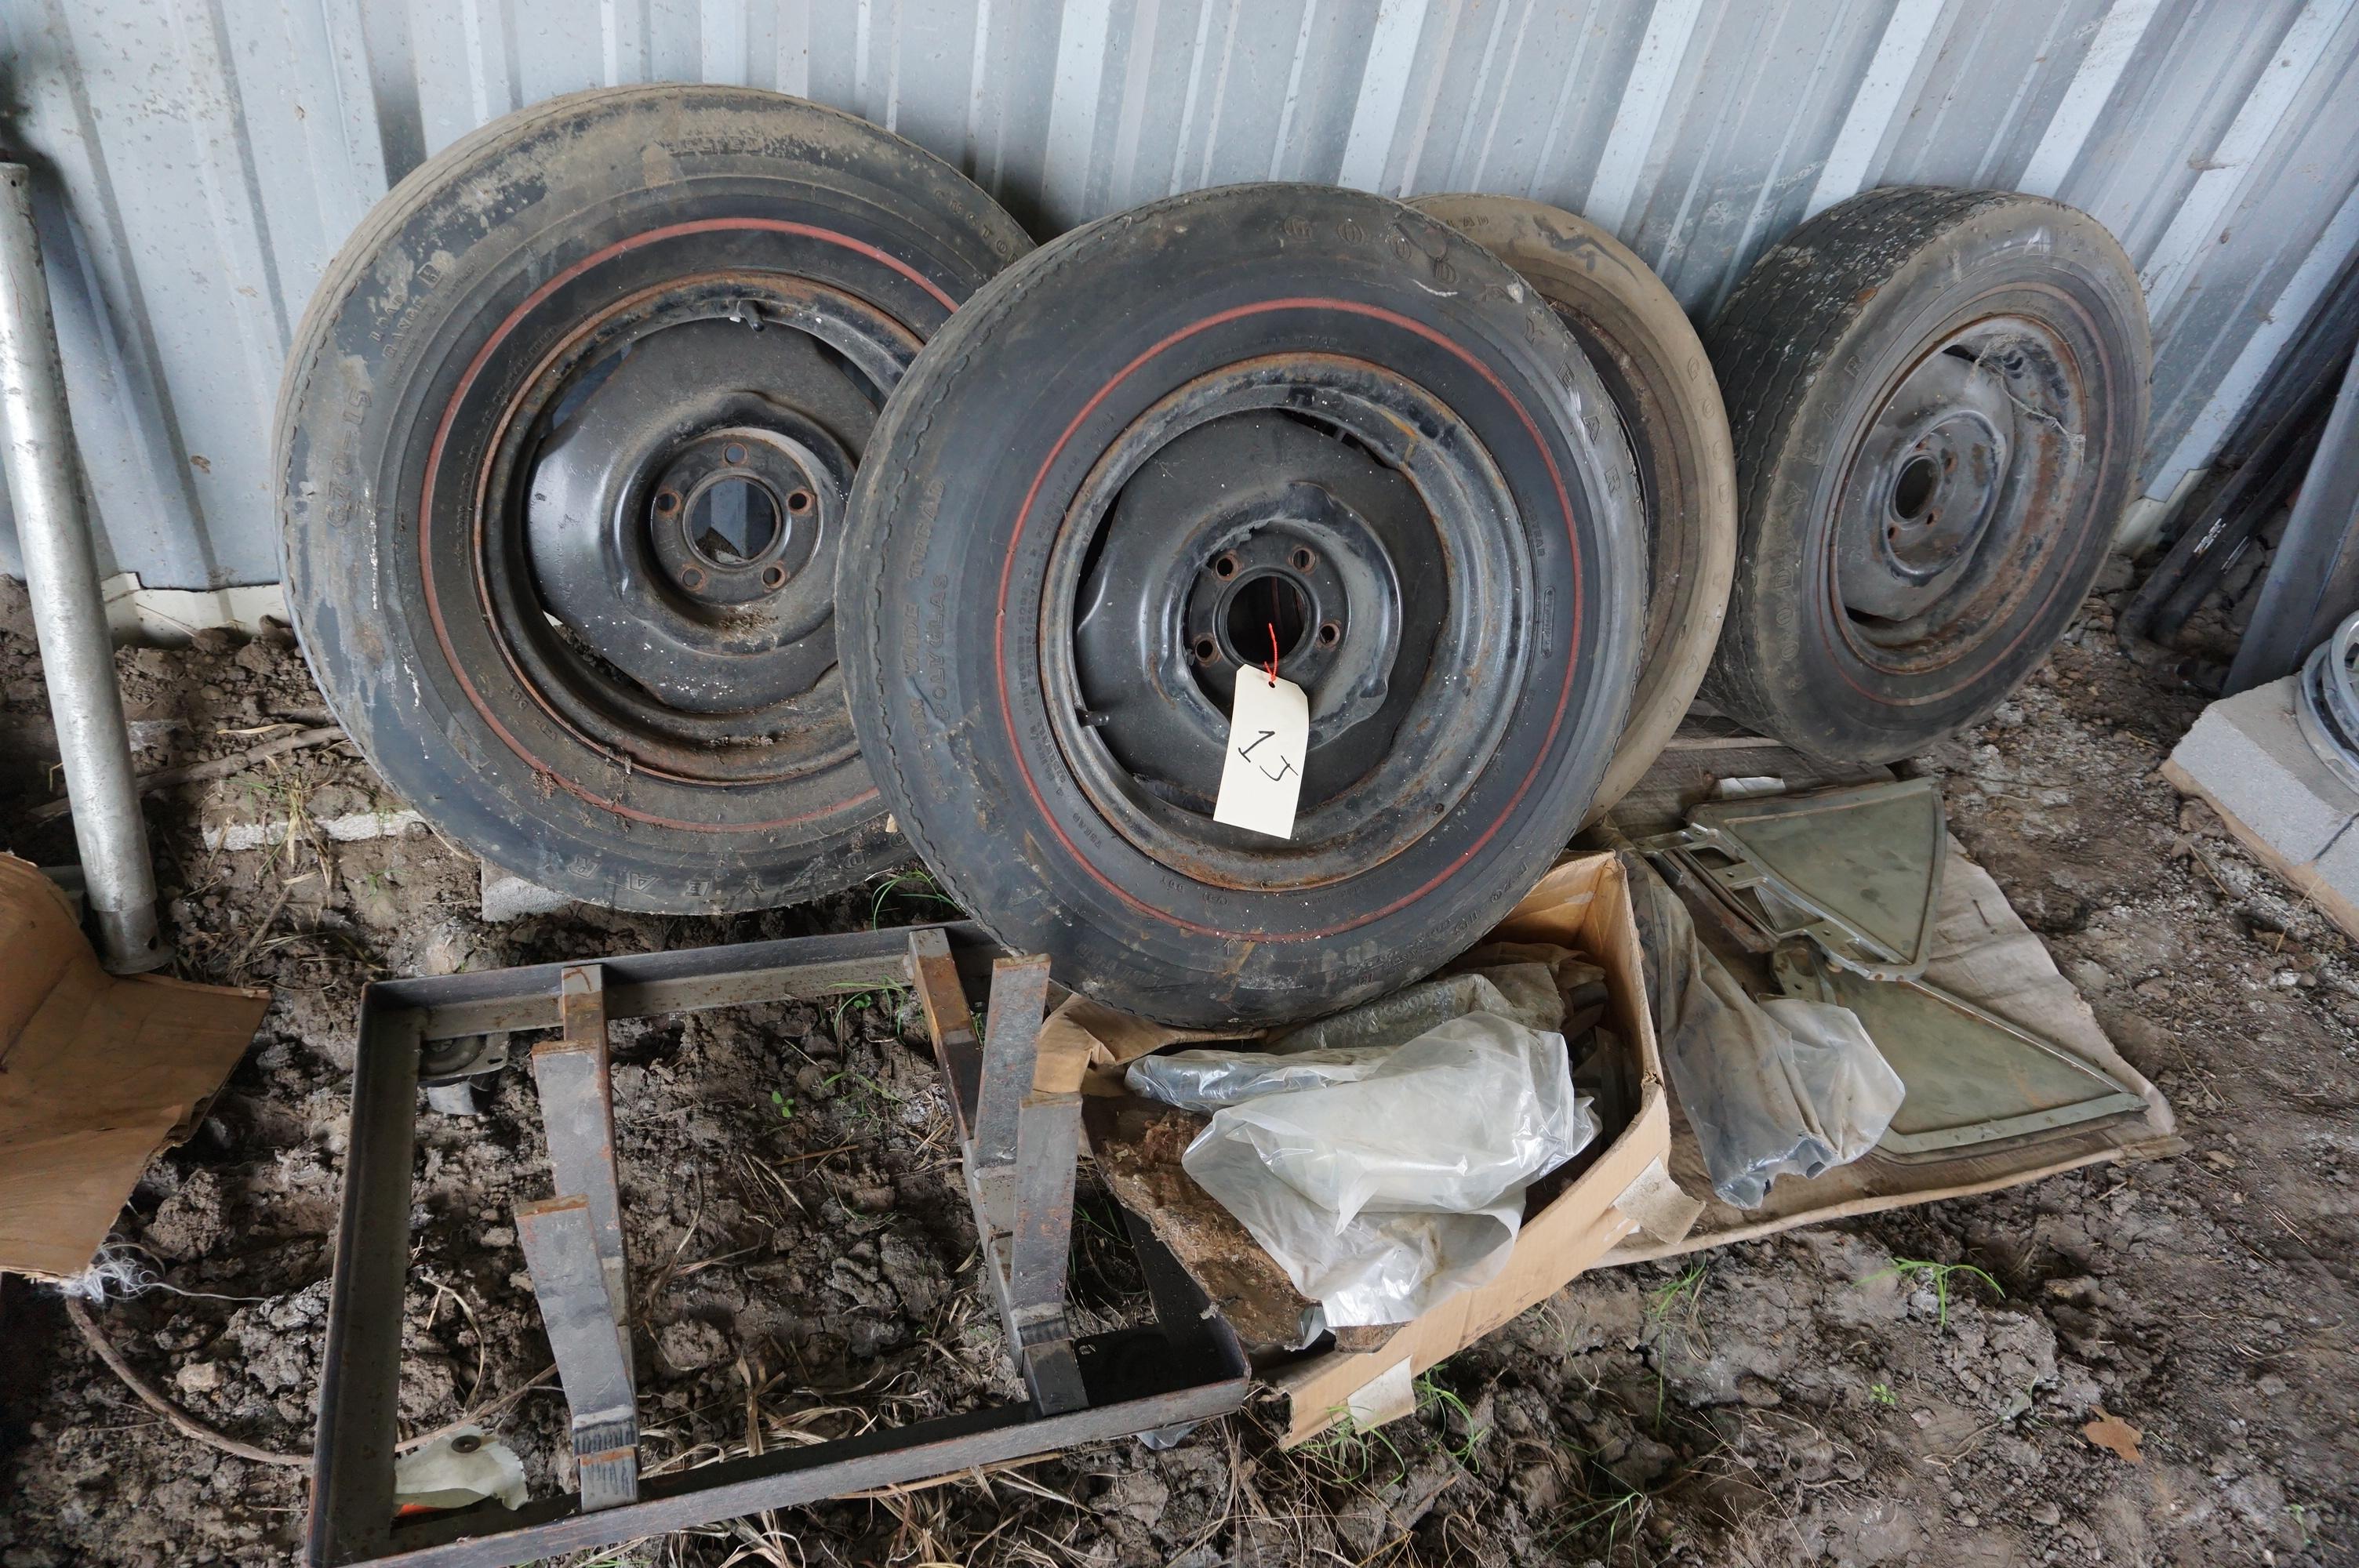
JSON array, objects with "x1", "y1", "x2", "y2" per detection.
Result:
[
  {"x1": 1038, "y1": 356, "x2": 1530, "y2": 893},
  {"x1": 448, "y1": 268, "x2": 921, "y2": 789},
  {"x1": 1828, "y1": 314, "x2": 2086, "y2": 676}
]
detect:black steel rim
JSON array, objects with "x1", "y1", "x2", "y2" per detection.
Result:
[
  {"x1": 1828, "y1": 314, "x2": 2085, "y2": 676},
  {"x1": 469, "y1": 270, "x2": 918, "y2": 788},
  {"x1": 1039, "y1": 356, "x2": 1530, "y2": 892}
]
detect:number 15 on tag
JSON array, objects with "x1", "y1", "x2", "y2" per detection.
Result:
[{"x1": 1213, "y1": 673, "x2": 1309, "y2": 840}]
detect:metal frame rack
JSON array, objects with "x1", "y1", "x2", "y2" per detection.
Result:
[{"x1": 307, "y1": 923, "x2": 1248, "y2": 1568}]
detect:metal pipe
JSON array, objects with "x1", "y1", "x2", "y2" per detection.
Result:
[
  {"x1": 0, "y1": 164, "x2": 165, "y2": 971},
  {"x1": 2225, "y1": 339, "x2": 2359, "y2": 695}
]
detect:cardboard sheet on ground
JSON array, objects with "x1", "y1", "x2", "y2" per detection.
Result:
[
  {"x1": 0, "y1": 854, "x2": 269, "y2": 1279},
  {"x1": 1597, "y1": 733, "x2": 2179, "y2": 1262}
]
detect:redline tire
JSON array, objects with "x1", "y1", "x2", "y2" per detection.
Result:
[
  {"x1": 275, "y1": 87, "x2": 1028, "y2": 912},
  {"x1": 837, "y1": 184, "x2": 1645, "y2": 1028},
  {"x1": 1703, "y1": 187, "x2": 2150, "y2": 763},
  {"x1": 1412, "y1": 195, "x2": 1736, "y2": 823}
]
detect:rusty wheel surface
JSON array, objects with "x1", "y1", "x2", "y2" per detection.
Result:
[
  {"x1": 1413, "y1": 195, "x2": 1735, "y2": 823},
  {"x1": 1703, "y1": 187, "x2": 2148, "y2": 763},
  {"x1": 275, "y1": 87, "x2": 1027, "y2": 911},
  {"x1": 837, "y1": 184, "x2": 1645, "y2": 1028}
]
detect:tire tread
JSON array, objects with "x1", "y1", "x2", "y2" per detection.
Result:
[{"x1": 1701, "y1": 186, "x2": 2139, "y2": 751}]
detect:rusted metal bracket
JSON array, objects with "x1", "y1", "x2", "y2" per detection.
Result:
[
  {"x1": 307, "y1": 921, "x2": 1247, "y2": 1568},
  {"x1": 514, "y1": 1196, "x2": 638, "y2": 1509},
  {"x1": 536, "y1": 967, "x2": 631, "y2": 1362},
  {"x1": 908, "y1": 941, "x2": 1085, "y2": 1413},
  {"x1": 518, "y1": 964, "x2": 637, "y2": 1509}
]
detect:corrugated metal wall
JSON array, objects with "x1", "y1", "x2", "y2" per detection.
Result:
[{"x1": 2, "y1": 0, "x2": 2355, "y2": 590}]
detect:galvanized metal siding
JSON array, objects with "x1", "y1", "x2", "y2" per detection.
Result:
[{"x1": 1, "y1": 0, "x2": 2355, "y2": 588}]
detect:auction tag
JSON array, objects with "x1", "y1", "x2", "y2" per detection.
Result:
[{"x1": 1213, "y1": 673, "x2": 1309, "y2": 839}]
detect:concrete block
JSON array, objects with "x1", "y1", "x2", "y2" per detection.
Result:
[
  {"x1": 481, "y1": 862, "x2": 572, "y2": 923},
  {"x1": 2167, "y1": 675, "x2": 2358, "y2": 866},
  {"x1": 2305, "y1": 817, "x2": 2359, "y2": 903}
]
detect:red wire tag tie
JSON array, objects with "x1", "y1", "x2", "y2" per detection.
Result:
[{"x1": 1265, "y1": 622, "x2": 1280, "y2": 687}]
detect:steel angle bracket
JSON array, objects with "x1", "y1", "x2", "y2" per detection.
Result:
[
  {"x1": 1772, "y1": 946, "x2": 2146, "y2": 1159},
  {"x1": 1636, "y1": 777, "x2": 1947, "y2": 981},
  {"x1": 306, "y1": 922, "x2": 1248, "y2": 1568}
]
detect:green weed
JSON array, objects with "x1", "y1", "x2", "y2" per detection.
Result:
[
  {"x1": 1295, "y1": 1408, "x2": 1408, "y2": 1488},
  {"x1": 1550, "y1": 1476, "x2": 1653, "y2": 1560},
  {"x1": 867, "y1": 868, "x2": 961, "y2": 929},
  {"x1": 1415, "y1": 1371, "x2": 1485, "y2": 1465},
  {"x1": 1646, "y1": 1261, "x2": 1707, "y2": 1323},
  {"x1": 829, "y1": 989, "x2": 875, "y2": 1037},
  {"x1": 828, "y1": 980, "x2": 914, "y2": 1040},
  {"x1": 820, "y1": 1065, "x2": 905, "y2": 1134},
  {"x1": 822, "y1": 1067, "x2": 900, "y2": 1104},
  {"x1": 1643, "y1": 1261, "x2": 1710, "y2": 1429},
  {"x1": 1867, "y1": 1258, "x2": 2005, "y2": 1326}
]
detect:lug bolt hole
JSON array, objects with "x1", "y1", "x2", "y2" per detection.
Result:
[
  {"x1": 654, "y1": 489, "x2": 681, "y2": 515},
  {"x1": 786, "y1": 488, "x2": 814, "y2": 514},
  {"x1": 761, "y1": 564, "x2": 788, "y2": 590},
  {"x1": 680, "y1": 565, "x2": 707, "y2": 590},
  {"x1": 1290, "y1": 546, "x2": 1316, "y2": 572},
  {"x1": 723, "y1": 443, "x2": 748, "y2": 465},
  {"x1": 1213, "y1": 554, "x2": 1238, "y2": 579},
  {"x1": 1317, "y1": 622, "x2": 1340, "y2": 648},
  {"x1": 1192, "y1": 635, "x2": 1219, "y2": 663}
]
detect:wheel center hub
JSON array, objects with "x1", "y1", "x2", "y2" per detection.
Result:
[
  {"x1": 648, "y1": 430, "x2": 827, "y2": 604},
  {"x1": 1839, "y1": 346, "x2": 2023, "y2": 625},
  {"x1": 1066, "y1": 409, "x2": 1444, "y2": 824},
  {"x1": 523, "y1": 313, "x2": 879, "y2": 717},
  {"x1": 1186, "y1": 531, "x2": 1348, "y2": 680},
  {"x1": 1880, "y1": 411, "x2": 2005, "y2": 585}
]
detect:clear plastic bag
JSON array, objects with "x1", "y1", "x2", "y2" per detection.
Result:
[
  {"x1": 1129, "y1": 963, "x2": 1574, "y2": 1112},
  {"x1": 1266, "y1": 967, "x2": 1562, "y2": 1055},
  {"x1": 1124, "y1": 1044, "x2": 1394, "y2": 1110},
  {"x1": 1133, "y1": 1012, "x2": 1595, "y2": 1327},
  {"x1": 1624, "y1": 855, "x2": 1904, "y2": 1208},
  {"x1": 1746, "y1": 997, "x2": 1903, "y2": 1189}
]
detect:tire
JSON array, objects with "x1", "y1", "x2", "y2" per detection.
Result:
[
  {"x1": 1412, "y1": 195, "x2": 1736, "y2": 822},
  {"x1": 838, "y1": 184, "x2": 1645, "y2": 1028},
  {"x1": 276, "y1": 86, "x2": 1029, "y2": 913},
  {"x1": 1703, "y1": 186, "x2": 2149, "y2": 763}
]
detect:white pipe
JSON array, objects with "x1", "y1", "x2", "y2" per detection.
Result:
[{"x1": 0, "y1": 164, "x2": 165, "y2": 972}]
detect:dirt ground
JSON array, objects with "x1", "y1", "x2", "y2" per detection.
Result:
[{"x1": 0, "y1": 569, "x2": 2354, "y2": 1568}]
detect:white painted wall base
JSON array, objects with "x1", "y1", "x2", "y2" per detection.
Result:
[
  {"x1": 2115, "y1": 467, "x2": 2208, "y2": 556},
  {"x1": 97, "y1": 574, "x2": 286, "y2": 643}
]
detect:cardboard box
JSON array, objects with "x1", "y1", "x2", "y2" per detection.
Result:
[
  {"x1": 1263, "y1": 850, "x2": 1696, "y2": 1444},
  {"x1": 0, "y1": 854, "x2": 270, "y2": 1279}
]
